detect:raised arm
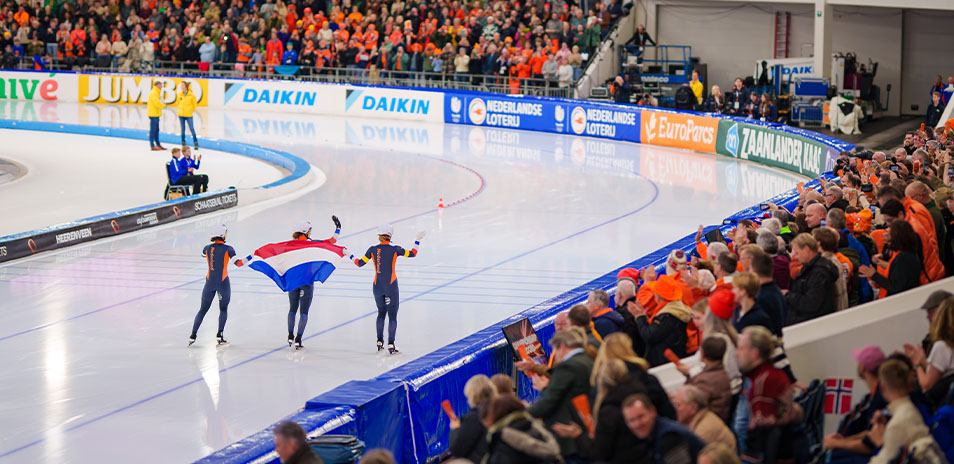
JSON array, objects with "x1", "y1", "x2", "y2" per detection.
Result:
[{"x1": 330, "y1": 215, "x2": 341, "y2": 242}]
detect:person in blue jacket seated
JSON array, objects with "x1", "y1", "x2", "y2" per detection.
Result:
[
  {"x1": 181, "y1": 146, "x2": 209, "y2": 193},
  {"x1": 169, "y1": 147, "x2": 208, "y2": 195},
  {"x1": 588, "y1": 289, "x2": 624, "y2": 339}
]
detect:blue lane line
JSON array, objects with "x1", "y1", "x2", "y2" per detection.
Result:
[
  {"x1": 0, "y1": 175, "x2": 660, "y2": 460},
  {"x1": 0, "y1": 206, "x2": 446, "y2": 343}
]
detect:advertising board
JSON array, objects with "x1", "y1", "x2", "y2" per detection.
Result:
[
  {"x1": 566, "y1": 104, "x2": 640, "y2": 142},
  {"x1": 344, "y1": 87, "x2": 443, "y2": 122},
  {"x1": 640, "y1": 111, "x2": 718, "y2": 153},
  {"x1": 219, "y1": 79, "x2": 336, "y2": 113},
  {"x1": 0, "y1": 71, "x2": 76, "y2": 102},
  {"x1": 444, "y1": 94, "x2": 567, "y2": 133},
  {"x1": 79, "y1": 74, "x2": 208, "y2": 106},
  {"x1": 716, "y1": 119, "x2": 829, "y2": 178},
  {"x1": 0, "y1": 189, "x2": 237, "y2": 263}
]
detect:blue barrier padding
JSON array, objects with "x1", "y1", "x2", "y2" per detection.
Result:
[
  {"x1": 304, "y1": 380, "x2": 409, "y2": 460},
  {"x1": 195, "y1": 406, "x2": 357, "y2": 464}
]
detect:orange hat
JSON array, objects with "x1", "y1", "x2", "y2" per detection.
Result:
[
  {"x1": 846, "y1": 208, "x2": 873, "y2": 234},
  {"x1": 708, "y1": 289, "x2": 736, "y2": 320},
  {"x1": 617, "y1": 267, "x2": 640, "y2": 283},
  {"x1": 643, "y1": 275, "x2": 683, "y2": 302}
]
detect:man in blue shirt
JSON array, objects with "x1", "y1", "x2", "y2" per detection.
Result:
[
  {"x1": 182, "y1": 146, "x2": 209, "y2": 193},
  {"x1": 168, "y1": 148, "x2": 207, "y2": 195}
]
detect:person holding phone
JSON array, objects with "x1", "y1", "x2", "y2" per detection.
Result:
[{"x1": 866, "y1": 359, "x2": 938, "y2": 464}]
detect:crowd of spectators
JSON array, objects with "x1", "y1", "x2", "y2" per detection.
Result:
[
  {"x1": 426, "y1": 125, "x2": 954, "y2": 463},
  {"x1": 0, "y1": 0, "x2": 624, "y2": 87}
]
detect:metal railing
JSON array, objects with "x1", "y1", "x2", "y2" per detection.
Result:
[{"x1": 6, "y1": 57, "x2": 577, "y2": 98}]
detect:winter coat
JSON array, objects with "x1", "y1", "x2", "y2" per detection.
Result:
[
  {"x1": 785, "y1": 254, "x2": 839, "y2": 325},
  {"x1": 527, "y1": 352, "x2": 594, "y2": 456},
  {"x1": 449, "y1": 407, "x2": 489, "y2": 463},
  {"x1": 636, "y1": 300, "x2": 692, "y2": 367},
  {"x1": 484, "y1": 411, "x2": 562, "y2": 464}
]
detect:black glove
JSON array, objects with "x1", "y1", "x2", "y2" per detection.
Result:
[{"x1": 332, "y1": 215, "x2": 341, "y2": 229}]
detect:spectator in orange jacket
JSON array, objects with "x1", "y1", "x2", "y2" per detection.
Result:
[{"x1": 877, "y1": 186, "x2": 944, "y2": 282}]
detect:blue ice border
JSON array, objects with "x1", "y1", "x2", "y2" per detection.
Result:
[
  {"x1": 195, "y1": 85, "x2": 852, "y2": 463},
  {"x1": 0, "y1": 119, "x2": 311, "y2": 249}
]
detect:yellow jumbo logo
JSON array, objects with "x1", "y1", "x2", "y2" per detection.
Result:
[{"x1": 79, "y1": 75, "x2": 207, "y2": 106}]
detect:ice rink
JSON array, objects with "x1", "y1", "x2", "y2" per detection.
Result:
[{"x1": 0, "y1": 102, "x2": 805, "y2": 462}]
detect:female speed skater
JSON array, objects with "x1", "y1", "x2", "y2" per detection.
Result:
[
  {"x1": 352, "y1": 225, "x2": 425, "y2": 354},
  {"x1": 286, "y1": 215, "x2": 342, "y2": 350},
  {"x1": 189, "y1": 225, "x2": 244, "y2": 346}
]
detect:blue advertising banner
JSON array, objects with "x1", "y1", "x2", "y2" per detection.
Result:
[
  {"x1": 444, "y1": 93, "x2": 567, "y2": 134},
  {"x1": 565, "y1": 103, "x2": 640, "y2": 142},
  {"x1": 443, "y1": 91, "x2": 640, "y2": 144}
]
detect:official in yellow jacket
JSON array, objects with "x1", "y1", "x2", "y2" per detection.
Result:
[
  {"x1": 147, "y1": 81, "x2": 166, "y2": 150},
  {"x1": 177, "y1": 81, "x2": 199, "y2": 149}
]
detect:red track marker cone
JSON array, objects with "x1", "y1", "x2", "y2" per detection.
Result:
[{"x1": 438, "y1": 198, "x2": 445, "y2": 209}]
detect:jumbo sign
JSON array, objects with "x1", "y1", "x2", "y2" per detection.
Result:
[{"x1": 79, "y1": 75, "x2": 208, "y2": 106}]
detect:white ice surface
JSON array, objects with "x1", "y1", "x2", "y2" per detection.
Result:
[
  {"x1": 0, "y1": 128, "x2": 284, "y2": 236},
  {"x1": 0, "y1": 101, "x2": 804, "y2": 463}
]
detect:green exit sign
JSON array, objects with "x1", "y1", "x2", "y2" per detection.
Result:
[{"x1": 817, "y1": 10, "x2": 823, "y2": 17}]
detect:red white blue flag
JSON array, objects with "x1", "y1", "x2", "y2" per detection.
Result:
[
  {"x1": 824, "y1": 378, "x2": 853, "y2": 414},
  {"x1": 246, "y1": 240, "x2": 346, "y2": 292}
]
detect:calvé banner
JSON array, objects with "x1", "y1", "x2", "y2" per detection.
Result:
[
  {"x1": 0, "y1": 71, "x2": 77, "y2": 102},
  {"x1": 445, "y1": 93, "x2": 567, "y2": 134},
  {"x1": 79, "y1": 74, "x2": 209, "y2": 106}
]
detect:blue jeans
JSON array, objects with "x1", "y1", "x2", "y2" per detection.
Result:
[
  {"x1": 179, "y1": 116, "x2": 197, "y2": 146},
  {"x1": 734, "y1": 378, "x2": 751, "y2": 454},
  {"x1": 149, "y1": 116, "x2": 160, "y2": 147}
]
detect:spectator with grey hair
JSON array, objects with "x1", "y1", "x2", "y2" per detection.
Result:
[
  {"x1": 671, "y1": 384, "x2": 736, "y2": 449},
  {"x1": 528, "y1": 327, "x2": 595, "y2": 460},
  {"x1": 448, "y1": 375, "x2": 496, "y2": 462},
  {"x1": 786, "y1": 233, "x2": 838, "y2": 325},
  {"x1": 759, "y1": 217, "x2": 782, "y2": 236},
  {"x1": 588, "y1": 289, "x2": 623, "y2": 338},
  {"x1": 756, "y1": 229, "x2": 791, "y2": 290},
  {"x1": 826, "y1": 185, "x2": 849, "y2": 211},
  {"x1": 273, "y1": 421, "x2": 324, "y2": 464},
  {"x1": 707, "y1": 242, "x2": 730, "y2": 262}
]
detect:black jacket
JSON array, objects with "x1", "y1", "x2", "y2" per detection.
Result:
[
  {"x1": 927, "y1": 103, "x2": 945, "y2": 128},
  {"x1": 636, "y1": 301, "x2": 692, "y2": 367},
  {"x1": 284, "y1": 445, "x2": 325, "y2": 464},
  {"x1": 486, "y1": 411, "x2": 562, "y2": 464},
  {"x1": 576, "y1": 362, "x2": 674, "y2": 463},
  {"x1": 785, "y1": 254, "x2": 839, "y2": 325},
  {"x1": 871, "y1": 250, "x2": 922, "y2": 296},
  {"x1": 449, "y1": 408, "x2": 488, "y2": 462}
]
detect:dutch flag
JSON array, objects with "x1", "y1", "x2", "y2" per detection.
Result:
[{"x1": 246, "y1": 240, "x2": 347, "y2": 292}]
